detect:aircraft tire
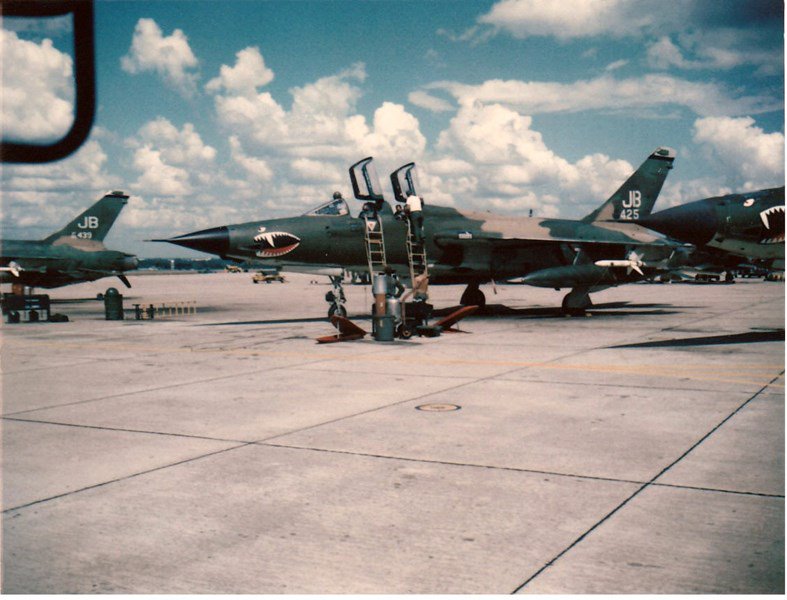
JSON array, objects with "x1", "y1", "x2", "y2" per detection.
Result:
[
  {"x1": 398, "y1": 324, "x2": 413, "y2": 339},
  {"x1": 460, "y1": 285, "x2": 485, "y2": 307},
  {"x1": 561, "y1": 289, "x2": 591, "y2": 316}
]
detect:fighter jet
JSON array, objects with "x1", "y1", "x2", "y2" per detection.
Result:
[
  {"x1": 157, "y1": 147, "x2": 679, "y2": 314},
  {"x1": 0, "y1": 191, "x2": 139, "y2": 289},
  {"x1": 638, "y1": 186, "x2": 785, "y2": 272}
]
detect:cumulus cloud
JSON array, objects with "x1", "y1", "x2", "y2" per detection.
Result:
[
  {"x1": 468, "y1": 1, "x2": 782, "y2": 77},
  {"x1": 207, "y1": 55, "x2": 427, "y2": 210},
  {"x1": 136, "y1": 118, "x2": 216, "y2": 166},
  {"x1": 357, "y1": 103, "x2": 427, "y2": 158},
  {"x1": 692, "y1": 116, "x2": 784, "y2": 190},
  {"x1": 658, "y1": 179, "x2": 734, "y2": 209},
  {"x1": 1, "y1": 29, "x2": 74, "y2": 142},
  {"x1": 120, "y1": 194, "x2": 244, "y2": 234},
  {"x1": 126, "y1": 117, "x2": 216, "y2": 196},
  {"x1": 431, "y1": 101, "x2": 635, "y2": 215},
  {"x1": 121, "y1": 18, "x2": 199, "y2": 96},
  {"x1": 205, "y1": 46, "x2": 274, "y2": 96},
  {"x1": 209, "y1": 62, "x2": 370, "y2": 158},
  {"x1": 131, "y1": 147, "x2": 193, "y2": 196},
  {"x1": 477, "y1": 0, "x2": 660, "y2": 40},
  {"x1": 3, "y1": 139, "x2": 117, "y2": 195},
  {"x1": 423, "y1": 74, "x2": 780, "y2": 118},
  {"x1": 1, "y1": 139, "x2": 122, "y2": 232},
  {"x1": 229, "y1": 136, "x2": 273, "y2": 182}
]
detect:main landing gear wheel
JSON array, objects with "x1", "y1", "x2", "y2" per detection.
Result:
[
  {"x1": 460, "y1": 284, "x2": 486, "y2": 307},
  {"x1": 561, "y1": 288, "x2": 592, "y2": 316}
]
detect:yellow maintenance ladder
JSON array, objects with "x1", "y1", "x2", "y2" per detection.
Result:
[
  {"x1": 363, "y1": 213, "x2": 387, "y2": 278},
  {"x1": 405, "y1": 218, "x2": 428, "y2": 289}
]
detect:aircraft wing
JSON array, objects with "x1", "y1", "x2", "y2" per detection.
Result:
[{"x1": 432, "y1": 228, "x2": 674, "y2": 248}]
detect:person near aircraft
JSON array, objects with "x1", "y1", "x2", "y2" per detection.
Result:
[
  {"x1": 411, "y1": 271, "x2": 429, "y2": 302},
  {"x1": 359, "y1": 202, "x2": 376, "y2": 220},
  {"x1": 383, "y1": 265, "x2": 405, "y2": 299},
  {"x1": 405, "y1": 194, "x2": 424, "y2": 242}
]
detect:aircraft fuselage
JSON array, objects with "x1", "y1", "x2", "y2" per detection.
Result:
[
  {"x1": 166, "y1": 202, "x2": 675, "y2": 285},
  {"x1": 0, "y1": 239, "x2": 138, "y2": 288}
]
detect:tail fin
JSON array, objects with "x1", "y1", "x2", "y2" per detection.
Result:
[
  {"x1": 582, "y1": 147, "x2": 675, "y2": 223},
  {"x1": 42, "y1": 191, "x2": 129, "y2": 245}
]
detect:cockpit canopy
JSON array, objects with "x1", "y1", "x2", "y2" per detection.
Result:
[{"x1": 303, "y1": 197, "x2": 350, "y2": 217}]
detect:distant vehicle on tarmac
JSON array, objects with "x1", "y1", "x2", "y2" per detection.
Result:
[
  {"x1": 252, "y1": 271, "x2": 285, "y2": 284},
  {"x1": 225, "y1": 265, "x2": 243, "y2": 273}
]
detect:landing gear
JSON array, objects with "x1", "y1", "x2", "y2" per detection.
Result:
[
  {"x1": 562, "y1": 287, "x2": 592, "y2": 316},
  {"x1": 325, "y1": 275, "x2": 347, "y2": 319},
  {"x1": 460, "y1": 282, "x2": 486, "y2": 307}
]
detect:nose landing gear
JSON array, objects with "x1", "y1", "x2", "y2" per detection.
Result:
[{"x1": 325, "y1": 275, "x2": 347, "y2": 318}]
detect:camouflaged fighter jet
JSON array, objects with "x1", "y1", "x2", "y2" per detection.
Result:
[
  {"x1": 638, "y1": 186, "x2": 785, "y2": 273},
  {"x1": 157, "y1": 147, "x2": 680, "y2": 315},
  {"x1": 0, "y1": 191, "x2": 138, "y2": 289}
]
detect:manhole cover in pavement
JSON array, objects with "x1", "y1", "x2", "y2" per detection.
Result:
[{"x1": 415, "y1": 403, "x2": 461, "y2": 412}]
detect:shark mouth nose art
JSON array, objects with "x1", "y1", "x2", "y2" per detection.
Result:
[
  {"x1": 759, "y1": 206, "x2": 785, "y2": 244},
  {"x1": 253, "y1": 231, "x2": 301, "y2": 257}
]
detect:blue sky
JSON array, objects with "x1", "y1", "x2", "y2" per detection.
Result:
[{"x1": 2, "y1": 0, "x2": 784, "y2": 257}]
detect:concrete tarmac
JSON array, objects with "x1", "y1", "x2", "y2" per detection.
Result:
[{"x1": 1, "y1": 272, "x2": 784, "y2": 593}]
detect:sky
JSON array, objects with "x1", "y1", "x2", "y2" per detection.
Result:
[{"x1": 1, "y1": 0, "x2": 784, "y2": 258}]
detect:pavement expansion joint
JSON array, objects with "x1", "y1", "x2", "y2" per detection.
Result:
[
  {"x1": 1, "y1": 355, "x2": 352, "y2": 418},
  {"x1": 510, "y1": 371, "x2": 785, "y2": 593},
  {"x1": 2, "y1": 443, "x2": 253, "y2": 515},
  {"x1": 2, "y1": 277, "x2": 782, "y2": 593},
  {"x1": 259, "y1": 441, "x2": 646, "y2": 487},
  {"x1": 651, "y1": 481, "x2": 784, "y2": 499},
  {"x1": 2, "y1": 416, "x2": 250, "y2": 444}
]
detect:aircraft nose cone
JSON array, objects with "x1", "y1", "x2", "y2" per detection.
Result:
[
  {"x1": 124, "y1": 255, "x2": 139, "y2": 270},
  {"x1": 638, "y1": 200, "x2": 718, "y2": 246},
  {"x1": 157, "y1": 226, "x2": 230, "y2": 256}
]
